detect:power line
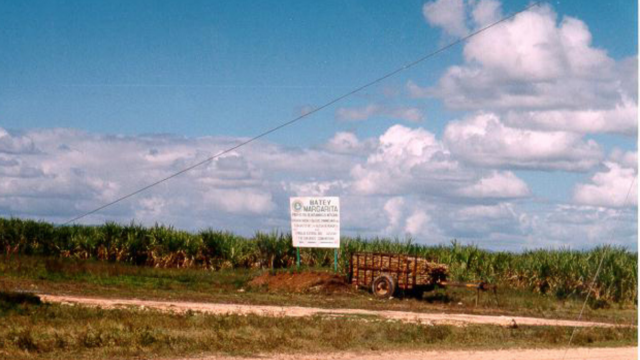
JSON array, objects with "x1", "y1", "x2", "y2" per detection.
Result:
[
  {"x1": 562, "y1": 174, "x2": 637, "y2": 359},
  {"x1": 63, "y1": 2, "x2": 540, "y2": 225}
]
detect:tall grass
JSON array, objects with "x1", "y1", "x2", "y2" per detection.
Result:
[
  {"x1": 0, "y1": 218, "x2": 636, "y2": 303},
  {"x1": 1, "y1": 292, "x2": 635, "y2": 359}
]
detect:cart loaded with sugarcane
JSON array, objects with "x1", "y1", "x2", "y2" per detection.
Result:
[{"x1": 349, "y1": 252, "x2": 498, "y2": 305}]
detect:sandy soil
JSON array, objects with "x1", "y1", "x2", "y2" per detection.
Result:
[
  {"x1": 171, "y1": 347, "x2": 638, "y2": 360},
  {"x1": 40, "y1": 294, "x2": 624, "y2": 328},
  {"x1": 249, "y1": 271, "x2": 351, "y2": 294}
]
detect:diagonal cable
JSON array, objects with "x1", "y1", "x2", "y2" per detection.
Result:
[
  {"x1": 63, "y1": 2, "x2": 540, "y2": 225},
  {"x1": 562, "y1": 173, "x2": 637, "y2": 359}
]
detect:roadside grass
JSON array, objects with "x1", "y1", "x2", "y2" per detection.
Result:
[
  {"x1": 2, "y1": 218, "x2": 637, "y2": 304},
  {"x1": 1, "y1": 256, "x2": 636, "y2": 324},
  {"x1": 0, "y1": 291, "x2": 636, "y2": 360}
]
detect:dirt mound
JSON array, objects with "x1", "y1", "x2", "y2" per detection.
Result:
[{"x1": 249, "y1": 271, "x2": 352, "y2": 294}]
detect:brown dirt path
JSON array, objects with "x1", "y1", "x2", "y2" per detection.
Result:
[
  {"x1": 40, "y1": 294, "x2": 625, "y2": 328},
  {"x1": 171, "y1": 347, "x2": 638, "y2": 360}
]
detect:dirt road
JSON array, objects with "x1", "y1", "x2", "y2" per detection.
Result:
[
  {"x1": 176, "y1": 347, "x2": 638, "y2": 360},
  {"x1": 41, "y1": 294, "x2": 624, "y2": 328}
]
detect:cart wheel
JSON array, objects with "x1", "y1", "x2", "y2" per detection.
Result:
[{"x1": 372, "y1": 274, "x2": 396, "y2": 298}]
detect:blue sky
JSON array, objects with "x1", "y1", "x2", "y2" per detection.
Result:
[
  {"x1": 0, "y1": 0, "x2": 637, "y2": 250},
  {"x1": 1, "y1": 1, "x2": 635, "y2": 138}
]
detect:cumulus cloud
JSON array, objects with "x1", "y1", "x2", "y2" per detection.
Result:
[
  {"x1": 0, "y1": 122, "x2": 635, "y2": 249},
  {"x1": 462, "y1": 6, "x2": 612, "y2": 81},
  {"x1": 395, "y1": 0, "x2": 637, "y2": 247},
  {"x1": 503, "y1": 97, "x2": 637, "y2": 135},
  {"x1": 0, "y1": 128, "x2": 38, "y2": 154},
  {"x1": 324, "y1": 132, "x2": 375, "y2": 155},
  {"x1": 470, "y1": 0, "x2": 501, "y2": 27},
  {"x1": 405, "y1": 210, "x2": 439, "y2": 236},
  {"x1": 458, "y1": 171, "x2": 529, "y2": 199},
  {"x1": 350, "y1": 124, "x2": 469, "y2": 196},
  {"x1": 285, "y1": 180, "x2": 347, "y2": 197},
  {"x1": 0, "y1": 1, "x2": 636, "y2": 250},
  {"x1": 381, "y1": 197, "x2": 444, "y2": 239},
  {"x1": 349, "y1": 124, "x2": 532, "y2": 202},
  {"x1": 443, "y1": 113, "x2": 603, "y2": 171},
  {"x1": 457, "y1": 202, "x2": 516, "y2": 220},
  {"x1": 335, "y1": 104, "x2": 424, "y2": 122},
  {"x1": 423, "y1": 0, "x2": 468, "y2": 38},
  {"x1": 609, "y1": 148, "x2": 638, "y2": 170},
  {"x1": 384, "y1": 197, "x2": 406, "y2": 233},
  {"x1": 573, "y1": 155, "x2": 638, "y2": 208},
  {"x1": 414, "y1": 3, "x2": 637, "y2": 135},
  {"x1": 529, "y1": 205, "x2": 637, "y2": 248},
  {"x1": 0, "y1": 128, "x2": 338, "y2": 229}
]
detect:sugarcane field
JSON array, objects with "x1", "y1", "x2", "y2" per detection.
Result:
[
  {"x1": 0, "y1": 1, "x2": 638, "y2": 360},
  {"x1": 0, "y1": 218, "x2": 637, "y2": 359}
]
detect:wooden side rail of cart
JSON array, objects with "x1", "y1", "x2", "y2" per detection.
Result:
[{"x1": 349, "y1": 252, "x2": 497, "y2": 305}]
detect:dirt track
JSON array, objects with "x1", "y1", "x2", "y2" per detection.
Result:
[
  {"x1": 41, "y1": 294, "x2": 624, "y2": 328},
  {"x1": 176, "y1": 347, "x2": 638, "y2": 360}
]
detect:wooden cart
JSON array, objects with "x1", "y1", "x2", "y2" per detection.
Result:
[{"x1": 349, "y1": 252, "x2": 496, "y2": 303}]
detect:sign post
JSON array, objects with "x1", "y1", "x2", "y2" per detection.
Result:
[{"x1": 290, "y1": 197, "x2": 340, "y2": 271}]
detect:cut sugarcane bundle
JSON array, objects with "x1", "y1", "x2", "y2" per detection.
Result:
[{"x1": 350, "y1": 252, "x2": 448, "y2": 290}]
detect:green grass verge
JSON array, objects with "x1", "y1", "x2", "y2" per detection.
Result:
[
  {"x1": 1, "y1": 256, "x2": 636, "y2": 324},
  {"x1": 1, "y1": 217, "x2": 637, "y2": 304},
  {"x1": 0, "y1": 291, "x2": 636, "y2": 360}
]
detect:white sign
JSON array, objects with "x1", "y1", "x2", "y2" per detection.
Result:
[{"x1": 290, "y1": 197, "x2": 340, "y2": 248}]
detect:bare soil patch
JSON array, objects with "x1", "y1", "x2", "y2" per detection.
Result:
[
  {"x1": 171, "y1": 347, "x2": 638, "y2": 360},
  {"x1": 249, "y1": 271, "x2": 352, "y2": 294},
  {"x1": 40, "y1": 294, "x2": 625, "y2": 328}
]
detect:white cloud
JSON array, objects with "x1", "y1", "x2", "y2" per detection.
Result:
[
  {"x1": 0, "y1": 123, "x2": 635, "y2": 249},
  {"x1": 407, "y1": 80, "x2": 431, "y2": 98},
  {"x1": 324, "y1": 132, "x2": 375, "y2": 155},
  {"x1": 326, "y1": 132, "x2": 360, "y2": 153},
  {"x1": 202, "y1": 188, "x2": 275, "y2": 214},
  {"x1": 384, "y1": 197, "x2": 405, "y2": 233},
  {"x1": 0, "y1": 1, "x2": 636, "y2": 250},
  {"x1": 387, "y1": 107, "x2": 424, "y2": 122},
  {"x1": 443, "y1": 113, "x2": 603, "y2": 171},
  {"x1": 462, "y1": 6, "x2": 612, "y2": 81},
  {"x1": 423, "y1": 0, "x2": 468, "y2": 38},
  {"x1": 457, "y1": 203, "x2": 516, "y2": 220},
  {"x1": 335, "y1": 104, "x2": 424, "y2": 122},
  {"x1": 470, "y1": 0, "x2": 501, "y2": 27},
  {"x1": 503, "y1": 96, "x2": 637, "y2": 135},
  {"x1": 458, "y1": 171, "x2": 529, "y2": 199},
  {"x1": 349, "y1": 124, "x2": 532, "y2": 203},
  {"x1": 529, "y1": 205, "x2": 637, "y2": 248},
  {"x1": 0, "y1": 128, "x2": 303, "y2": 228},
  {"x1": 136, "y1": 197, "x2": 166, "y2": 219},
  {"x1": 350, "y1": 124, "x2": 468, "y2": 196},
  {"x1": 573, "y1": 158, "x2": 638, "y2": 208},
  {"x1": 398, "y1": 0, "x2": 637, "y2": 247},
  {"x1": 405, "y1": 210, "x2": 435, "y2": 235},
  {"x1": 609, "y1": 149, "x2": 638, "y2": 171},
  {"x1": 422, "y1": 0, "x2": 503, "y2": 38},
  {"x1": 0, "y1": 128, "x2": 38, "y2": 154},
  {"x1": 286, "y1": 180, "x2": 347, "y2": 197},
  {"x1": 335, "y1": 104, "x2": 379, "y2": 121},
  {"x1": 414, "y1": 3, "x2": 637, "y2": 136},
  {"x1": 0, "y1": 156, "x2": 44, "y2": 178}
]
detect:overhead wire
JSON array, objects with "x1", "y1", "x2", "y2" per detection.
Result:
[
  {"x1": 62, "y1": 2, "x2": 540, "y2": 225},
  {"x1": 561, "y1": 173, "x2": 637, "y2": 359},
  {"x1": 60, "y1": 2, "x2": 638, "y2": 353}
]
